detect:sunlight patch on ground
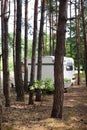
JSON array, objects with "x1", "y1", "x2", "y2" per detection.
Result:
[{"x1": 40, "y1": 118, "x2": 72, "y2": 130}]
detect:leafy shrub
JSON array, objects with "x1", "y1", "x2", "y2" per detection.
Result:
[
  {"x1": 29, "y1": 78, "x2": 54, "y2": 94},
  {"x1": 44, "y1": 78, "x2": 54, "y2": 94}
]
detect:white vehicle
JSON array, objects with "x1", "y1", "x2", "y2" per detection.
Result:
[
  {"x1": 22, "y1": 56, "x2": 76, "y2": 88},
  {"x1": 63, "y1": 57, "x2": 76, "y2": 88}
]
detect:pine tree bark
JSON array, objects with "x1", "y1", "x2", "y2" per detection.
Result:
[
  {"x1": 81, "y1": 0, "x2": 87, "y2": 87},
  {"x1": 49, "y1": 0, "x2": 52, "y2": 55},
  {"x1": 13, "y1": 0, "x2": 17, "y2": 89},
  {"x1": 70, "y1": 0, "x2": 72, "y2": 57},
  {"x1": 16, "y1": 0, "x2": 24, "y2": 101},
  {"x1": 28, "y1": 0, "x2": 38, "y2": 104},
  {"x1": 37, "y1": 0, "x2": 45, "y2": 81},
  {"x1": 51, "y1": 0, "x2": 68, "y2": 119},
  {"x1": 36, "y1": 0, "x2": 45, "y2": 101},
  {"x1": 24, "y1": 0, "x2": 28, "y2": 92},
  {"x1": 1, "y1": 0, "x2": 4, "y2": 94},
  {"x1": 2, "y1": 0, "x2": 10, "y2": 107},
  {"x1": 75, "y1": 0, "x2": 80, "y2": 85}
]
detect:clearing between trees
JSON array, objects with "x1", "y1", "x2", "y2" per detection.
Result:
[{"x1": 0, "y1": 80, "x2": 87, "y2": 130}]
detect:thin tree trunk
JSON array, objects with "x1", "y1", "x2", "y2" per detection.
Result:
[
  {"x1": 1, "y1": 0, "x2": 4, "y2": 94},
  {"x1": 49, "y1": 0, "x2": 52, "y2": 55},
  {"x1": 13, "y1": 0, "x2": 16, "y2": 88},
  {"x1": 24, "y1": 0, "x2": 28, "y2": 92},
  {"x1": 70, "y1": 0, "x2": 72, "y2": 57},
  {"x1": 16, "y1": 0, "x2": 24, "y2": 101},
  {"x1": 75, "y1": 0, "x2": 80, "y2": 85},
  {"x1": 2, "y1": 0, "x2": 10, "y2": 107},
  {"x1": 28, "y1": 0, "x2": 38, "y2": 105},
  {"x1": 37, "y1": 0, "x2": 45, "y2": 81},
  {"x1": 36, "y1": 0, "x2": 45, "y2": 101},
  {"x1": 51, "y1": 12, "x2": 55, "y2": 56}
]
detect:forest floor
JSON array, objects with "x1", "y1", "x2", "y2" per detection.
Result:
[{"x1": 0, "y1": 79, "x2": 87, "y2": 130}]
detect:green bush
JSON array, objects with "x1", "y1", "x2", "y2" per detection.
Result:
[
  {"x1": 44, "y1": 78, "x2": 54, "y2": 94},
  {"x1": 29, "y1": 78, "x2": 54, "y2": 94}
]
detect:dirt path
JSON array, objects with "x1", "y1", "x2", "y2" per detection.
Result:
[{"x1": 1, "y1": 82, "x2": 87, "y2": 130}]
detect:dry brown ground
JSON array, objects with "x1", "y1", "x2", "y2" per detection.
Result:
[{"x1": 1, "y1": 81, "x2": 87, "y2": 130}]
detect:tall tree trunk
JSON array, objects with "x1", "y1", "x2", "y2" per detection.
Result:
[
  {"x1": 51, "y1": 12, "x2": 54, "y2": 55},
  {"x1": 28, "y1": 0, "x2": 38, "y2": 105},
  {"x1": 81, "y1": 0, "x2": 87, "y2": 87},
  {"x1": 1, "y1": 0, "x2": 4, "y2": 94},
  {"x1": 49, "y1": 0, "x2": 53, "y2": 55},
  {"x1": 24, "y1": 0, "x2": 28, "y2": 92},
  {"x1": 16, "y1": 0, "x2": 24, "y2": 101},
  {"x1": 75, "y1": 0, "x2": 80, "y2": 85},
  {"x1": 13, "y1": 0, "x2": 16, "y2": 88},
  {"x1": 36, "y1": 0, "x2": 45, "y2": 101},
  {"x1": 51, "y1": 0, "x2": 68, "y2": 119},
  {"x1": 3, "y1": 0, "x2": 10, "y2": 107},
  {"x1": 0, "y1": 2, "x2": 3, "y2": 127},
  {"x1": 70, "y1": 0, "x2": 72, "y2": 57},
  {"x1": 37, "y1": 0, "x2": 45, "y2": 81}
]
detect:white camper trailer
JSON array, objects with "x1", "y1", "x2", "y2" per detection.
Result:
[
  {"x1": 22, "y1": 56, "x2": 75, "y2": 88},
  {"x1": 63, "y1": 57, "x2": 75, "y2": 88}
]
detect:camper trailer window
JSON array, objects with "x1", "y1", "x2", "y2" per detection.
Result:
[{"x1": 66, "y1": 65, "x2": 73, "y2": 71}]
